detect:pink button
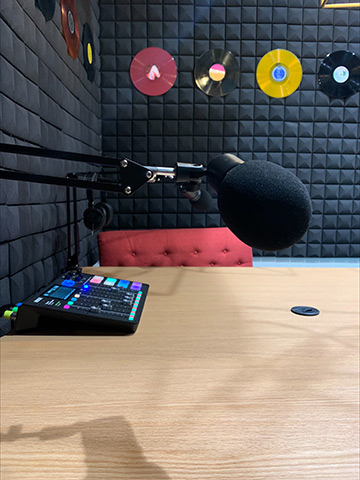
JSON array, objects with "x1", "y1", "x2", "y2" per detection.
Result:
[
  {"x1": 90, "y1": 276, "x2": 104, "y2": 284},
  {"x1": 63, "y1": 305, "x2": 70, "y2": 309}
]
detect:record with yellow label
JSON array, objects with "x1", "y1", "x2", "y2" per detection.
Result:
[
  {"x1": 82, "y1": 23, "x2": 95, "y2": 82},
  {"x1": 194, "y1": 49, "x2": 240, "y2": 97},
  {"x1": 61, "y1": 0, "x2": 79, "y2": 59},
  {"x1": 256, "y1": 49, "x2": 302, "y2": 98}
]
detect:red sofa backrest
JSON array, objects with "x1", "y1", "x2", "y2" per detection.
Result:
[{"x1": 98, "y1": 228, "x2": 253, "y2": 267}]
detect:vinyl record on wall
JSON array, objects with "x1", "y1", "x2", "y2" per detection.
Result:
[
  {"x1": 194, "y1": 49, "x2": 240, "y2": 97},
  {"x1": 256, "y1": 49, "x2": 303, "y2": 98},
  {"x1": 82, "y1": 23, "x2": 95, "y2": 82},
  {"x1": 61, "y1": 0, "x2": 80, "y2": 59},
  {"x1": 130, "y1": 47, "x2": 177, "y2": 96},
  {"x1": 35, "y1": 0, "x2": 55, "y2": 21},
  {"x1": 318, "y1": 50, "x2": 360, "y2": 99}
]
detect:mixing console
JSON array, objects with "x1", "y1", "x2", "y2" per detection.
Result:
[{"x1": 12, "y1": 269, "x2": 149, "y2": 334}]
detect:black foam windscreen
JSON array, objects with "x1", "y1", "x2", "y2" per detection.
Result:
[{"x1": 214, "y1": 160, "x2": 312, "y2": 251}]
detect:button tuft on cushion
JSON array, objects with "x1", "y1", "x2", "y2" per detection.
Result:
[
  {"x1": 132, "y1": 252, "x2": 136, "y2": 256},
  {"x1": 223, "y1": 249, "x2": 228, "y2": 253},
  {"x1": 163, "y1": 251, "x2": 168, "y2": 256},
  {"x1": 210, "y1": 262, "x2": 215, "y2": 266},
  {"x1": 193, "y1": 250, "x2": 198, "y2": 255}
]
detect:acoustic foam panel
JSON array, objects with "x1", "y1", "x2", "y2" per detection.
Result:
[
  {"x1": 0, "y1": 0, "x2": 102, "y2": 306},
  {"x1": 99, "y1": 0, "x2": 359, "y2": 258}
]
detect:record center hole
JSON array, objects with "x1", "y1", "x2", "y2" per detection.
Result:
[
  {"x1": 146, "y1": 64, "x2": 161, "y2": 80},
  {"x1": 209, "y1": 63, "x2": 226, "y2": 82},
  {"x1": 272, "y1": 64, "x2": 287, "y2": 82}
]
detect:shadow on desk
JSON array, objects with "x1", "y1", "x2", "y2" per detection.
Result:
[{"x1": 1, "y1": 416, "x2": 171, "y2": 479}]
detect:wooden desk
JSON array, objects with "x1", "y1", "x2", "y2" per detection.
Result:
[{"x1": 1, "y1": 267, "x2": 359, "y2": 479}]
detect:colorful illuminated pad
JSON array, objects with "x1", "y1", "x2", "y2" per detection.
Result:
[{"x1": 90, "y1": 276, "x2": 104, "y2": 284}]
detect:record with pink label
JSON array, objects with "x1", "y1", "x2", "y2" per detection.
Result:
[{"x1": 194, "y1": 49, "x2": 239, "y2": 97}]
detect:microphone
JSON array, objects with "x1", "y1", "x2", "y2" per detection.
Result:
[
  {"x1": 0, "y1": 143, "x2": 312, "y2": 251},
  {"x1": 206, "y1": 154, "x2": 312, "y2": 251}
]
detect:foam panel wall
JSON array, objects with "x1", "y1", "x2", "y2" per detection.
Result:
[
  {"x1": 0, "y1": 0, "x2": 102, "y2": 306},
  {"x1": 100, "y1": 0, "x2": 359, "y2": 258}
]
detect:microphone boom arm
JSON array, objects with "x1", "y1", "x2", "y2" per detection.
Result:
[{"x1": 0, "y1": 143, "x2": 207, "y2": 194}]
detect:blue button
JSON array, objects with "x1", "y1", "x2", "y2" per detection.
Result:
[
  {"x1": 16, "y1": 302, "x2": 23, "y2": 307},
  {"x1": 118, "y1": 280, "x2": 130, "y2": 288},
  {"x1": 71, "y1": 297, "x2": 78, "y2": 302},
  {"x1": 62, "y1": 279, "x2": 75, "y2": 287}
]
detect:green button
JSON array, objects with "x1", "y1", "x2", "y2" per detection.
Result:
[
  {"x1": 4, "y1": 310, "x2": 13, "y2": 320},
  {"x1": 68, "y1": 301, "x2": 74, "y2": 305},
  {"x1": 12, "y1": 307, "x2": 18, "y2": 313}
]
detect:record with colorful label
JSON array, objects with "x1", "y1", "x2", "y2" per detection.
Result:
[
  {"x1": 35, "y1": 0, "x2": 55, "y2": 21},
  {"x1": 256, "y1": 49, "x2": 303, "y2": 98},
  {"x1": 82, "y1": 23, "x2": 95, "y2": 82},
  {"x1": 194, "y1": 49, "x2": 240, "y2": 97},
  {"x1": 61, "y1": 0, "x2": 79, "y2": 59},
  {"x1": 318, "y1": 50, "x2": 360, "y2": 99},
  {"x1": 130, "y1": 47, "x2": 177, "y2": 96}
]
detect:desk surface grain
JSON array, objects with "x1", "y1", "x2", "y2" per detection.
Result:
[{"x1": 1, "y1": 267, "x2": 359, "y2": 480}]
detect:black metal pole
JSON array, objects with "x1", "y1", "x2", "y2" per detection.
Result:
[
  {"x1": 66, "y1": 187, "x2": 72, "y2": 267},
  {"x1": 0, "y1": 143, "x2": 126, "y2": 167},
  {"x1": 0, "y1": 170, "x2": 125, "y2": 193},
  {"x1": 72, "y1": 187, "x2": 79, "y2": 268}
]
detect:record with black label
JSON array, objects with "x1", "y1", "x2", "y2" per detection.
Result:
[
  {"x1": 256, "y1": 49, "x2": 302, "y2": 98},
  {"x1": 194, "y1": 49, "x2": 240, "y2": 97},
  {"x1": 318, "y1": 50, "x2": 360, "y2": 99},
  {"x1": 61, "y1": 0, "x2": 79, "y2": 59},
  {"x1": 35, "y1": 0, "x2": 55, "y2": 21},
  {"x1": 82, "y1": 23, "x2": 95, "y2": 82}
]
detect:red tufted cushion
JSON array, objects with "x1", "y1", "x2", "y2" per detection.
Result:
[{"x1": 98, "y1": 228, "x2": 253, "y2": 267}]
